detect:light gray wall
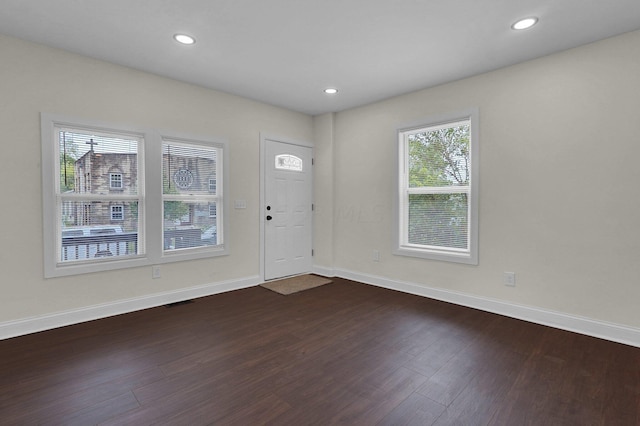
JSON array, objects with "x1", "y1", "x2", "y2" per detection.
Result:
[
  {"x1": 312, "y1": 113, "x2": 336, "y2": 269},
  {"x1": 2, "y1": 29, "x2": 639, "y2": 337},
  {"x1": 325, "y1": 30, "x2": 640, "y2": 329},
  {"x1": 0, "y1": 34, "x2": 312, "y2": 323}
]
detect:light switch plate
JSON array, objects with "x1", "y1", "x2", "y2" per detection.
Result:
[{"x1": 504, "y1": 272, "x2": 516, "y2": 287}]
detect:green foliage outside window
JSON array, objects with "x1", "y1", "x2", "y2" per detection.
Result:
[
  {"x1": 59, "y1": 134, "x2": 79, "y2": 192},
  {"x1": 163, "y1": 175, "x2": 190, "y2": 221},
  {"x1": 408, "y1": 125, "x2": 469, "y2": 187},
  {"x1": 407, "y1": 124, "x2": 470, "y2": 249}
]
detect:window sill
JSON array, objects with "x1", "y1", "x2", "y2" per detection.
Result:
[
  {"x1": 393, "y1": 245, "x2": 477, "y2": 265},
  {"x1": 46, "y1": 247, "x2": 229, "y2": 278}
]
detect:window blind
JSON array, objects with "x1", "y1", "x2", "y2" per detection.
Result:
[{"x1": 57, "y1": 128, "x2": 142, "y2": 262}]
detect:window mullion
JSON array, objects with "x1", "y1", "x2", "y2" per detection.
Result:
[
  {"x1": 59, "y1": 193, "x2": 141, "y2": 202},
  {"x1": 407, "y1": 186, "x2": 470, "y2": 195},
  {"x1": 162, "y1": 194, "x2": 218, "y2": 203}
]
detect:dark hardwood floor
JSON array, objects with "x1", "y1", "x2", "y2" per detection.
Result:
[{"x1": 1, "y1": 277, "x2": 638, "y2": 425}]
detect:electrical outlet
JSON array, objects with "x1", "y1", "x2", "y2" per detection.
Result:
[
  {"x1": 152, "y1": 265, "x2": 161, "y2": 279},
  {"x1": 504, "y1": 271, "x2": 516, "y2": 287},
  {"x1": 372, "y1": 250, "x2": 380, "y2": 262}
]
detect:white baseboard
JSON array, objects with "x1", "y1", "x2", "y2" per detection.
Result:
[
  {"x1": 333, "y1": 268, "x2": 640, "y2": 348},
  {"x1": 0, "y1": 275, "x2": 261, "y2": 340},
  {"x1": 4, "y1": 269, "x2": 639, "y2": 348},
  {"x1": 312, "y1": 265, "x2": 335, "y2": 278}
]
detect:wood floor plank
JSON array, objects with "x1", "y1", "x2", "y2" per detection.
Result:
[
  {"x1": 431, "y1": 347, "x2": 527, "y2": 425},
  {"x1": 0, "y1": 277, "x2": 637, "y2": 425},
  {"x1": 404, "y1": 331, "x2": 474, "y2": 379},
  {"x1": 207, "y1": 392, "x2": 293, "y2": 426},
  {"x1": 54, "y1": 391, "x2": 140, "y2": 426},
  {"x1": 415, "y1": 342, "x2": 490, "y2": 406},
  {"x1": 2, "y1": 368, "x2": 163, "y2": 424},
  {"x1": 378, "y1": 392, "x2": 447, "y2": 426}
]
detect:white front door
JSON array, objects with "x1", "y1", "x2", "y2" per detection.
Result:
[{"x1": 264, "y1": 139, "x2": 313, "y2": 280}]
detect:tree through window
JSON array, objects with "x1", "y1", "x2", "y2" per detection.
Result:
[{"x1": 396, "y1": 110, "x2": 478, "y2": 264}]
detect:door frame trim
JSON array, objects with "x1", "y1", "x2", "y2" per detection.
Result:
[{"x1": 259, "y1": 133, "x2": 314, "y2": 281}]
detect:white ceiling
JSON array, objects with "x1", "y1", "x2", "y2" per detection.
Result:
[{"x1": 1, "y1": 0, "x2": 640, "y2": 115}]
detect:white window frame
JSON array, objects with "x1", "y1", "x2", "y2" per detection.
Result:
[
  {"x1": 41, "y1": 113, "x2": 228, "y2": 278},
  {"x1": 109, "y1": 173, "x2": 123, "y2": 189},
  {"x1": 394, "y1": 108, "x2": 479, "y2": 265},
  {"x1": 110, "y1": 204, "x2": 124, "y2": 221}
]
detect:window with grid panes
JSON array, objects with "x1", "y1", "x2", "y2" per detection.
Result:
[{"x1": 109, "y1": 173, "x2": 123, "y2": 189}]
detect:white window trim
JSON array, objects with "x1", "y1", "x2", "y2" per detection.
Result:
[
  {"x1": 41, "y1": 113, "x2": 229, "y2": 278},
  {"x1": 393, "y1": 108, "x2": 479, "y2": 265},
  {"x1": 110, "y1": 204, "x2": 124, "y2": 221},
  {"x1": 109, "y1": 173, "x2": 123, "y2": 189}
]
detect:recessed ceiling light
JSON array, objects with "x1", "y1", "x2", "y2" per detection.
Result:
[
  {"x1": 324, "y1": 88, "x2": 338, "y2": 94},
  {"x1": 174, "y1": 34, "x2": 196, "y2": 45},
  {"x1": 511, "y1": 17, "x2": 538, "y2": 30}
]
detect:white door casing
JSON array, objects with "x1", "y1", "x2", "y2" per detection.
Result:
[{"x1": 263, "y1": 139, "x2": 313, "y2": 280}]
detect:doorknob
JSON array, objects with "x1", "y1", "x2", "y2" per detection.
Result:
[{"x1": 266, "y1": 215, "x2": 273, "y2": 221}]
